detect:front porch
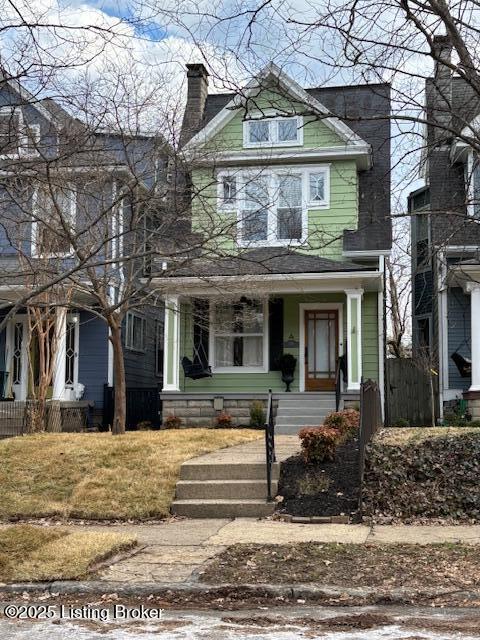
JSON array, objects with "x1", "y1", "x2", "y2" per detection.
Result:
[{"x1": 161, "y1": 276, "x2": 382, "y2": 427}]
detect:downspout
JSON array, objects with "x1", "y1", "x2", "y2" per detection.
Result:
[{"x1": 378, "y1": 254, "x2": 386, "y2": 421}]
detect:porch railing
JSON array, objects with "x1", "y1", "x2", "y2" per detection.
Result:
[
  {"x1": 335, "y1": 354, "x2": 347, "y2": 411},
  {"x1": 264, "y1": 388, "x2": 276, "y2": 501}
]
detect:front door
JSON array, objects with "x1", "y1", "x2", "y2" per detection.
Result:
[{"x1": 304, "y1": 309, "x2": 338, "y2": 391}]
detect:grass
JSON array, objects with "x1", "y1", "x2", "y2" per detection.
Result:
[
  {"x1": 0, "y1": 524, "x2": 136, "y2": 582},
  {"x1": 0, "y1": 429, "x2": 261, "y2": 520},
  {"x1": 200, "y1": 542, "x2": 480, "y2": 589},
  {"x1": 377, "y1": 426, "x2": 480, "y2": 446}
]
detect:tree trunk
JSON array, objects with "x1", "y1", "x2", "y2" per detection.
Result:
[{"x1": 109, "y1": 320, "x2": 126, "y2": 435}]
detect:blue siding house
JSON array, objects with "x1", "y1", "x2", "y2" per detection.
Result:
[
  {"x1": 0, "y1": 74, "x2": 166, "y2": 427},
  {"x1": 410, "y1": 35, "x2": 480, "y2": 421}
]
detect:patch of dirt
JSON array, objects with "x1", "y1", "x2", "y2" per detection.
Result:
[
  {"x1": 276, "y1": 439, "x2": 360, "y2": 518},
  {"x1": 199, "y1": 542, "x2": 480, "y2": 590}
]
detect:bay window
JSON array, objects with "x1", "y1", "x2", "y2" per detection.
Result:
[
  {"x1": 211, "y1": 299, "x2": 267, "y2": 371},
  {"x1": 217, "y1": 165, "x2": 329, "y2": 246}
]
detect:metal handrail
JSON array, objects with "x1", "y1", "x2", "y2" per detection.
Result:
[
  {"x1": 335, "y1": 357, "x2": 342, "y2": 411},
  {"x1": 264, "y1": 388, "x2": 276, "y2": 501}
]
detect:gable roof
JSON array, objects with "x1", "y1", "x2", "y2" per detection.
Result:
[{"x1": 185, "y1": 63, "x2": 368, "y2": 151}]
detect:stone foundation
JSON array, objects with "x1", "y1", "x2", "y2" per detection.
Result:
[
  {"x1": 464, "y1": 391, "x2": 480, "y2": 420},
  {"x1": 162, "y1": 397, "x2": 277, "y2": 428}
]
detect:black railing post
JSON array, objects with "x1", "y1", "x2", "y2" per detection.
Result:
[{"x1": 265, "y1": 388, "x2": 275, "y2": 502}]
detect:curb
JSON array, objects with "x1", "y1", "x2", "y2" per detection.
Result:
[
  {"x1": 276, "y1": 515, "x2": 350, "y2": 524},
  {"x1": 0, "y1": 580, "x2": 478, "y2": 604}
]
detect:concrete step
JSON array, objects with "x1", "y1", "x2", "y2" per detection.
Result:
[
  {"x1": 277, "y1": 408, "x2": 333, "y2": 417},
  {"x1": 180, "y1": 462, "x2": 280, "y2": 481},
  {"x1": 274, "y1": 424, "x2": 308, "y2": 435},
  {"x1": 278, "y1": 398, "x2": 335, "y2": 406},
  {"x1": 275, "y1": 416, "x2": 331, "y2": 426},
  {"x1": 171, "y1": 499, "x2": 276, "y2": 519},
  {"x1": 175, "y1": 479, "x2": 276, "y2": 500}
]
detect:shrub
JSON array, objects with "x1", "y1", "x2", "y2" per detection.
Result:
[
  {"x1": 363, "y1": 430, "x2": 480, "y2": 522},
  {"x1": 324, "y1": 409, "x2": 360, "y2": 439},
  {"x1": 250, "y1": 401, "x2": 266, "y2": 428},
  {"x1": 163, "y1": 414, "x2": 182, "y2": 429},
  {"x1": 215, "y1": 412, "x2": 233, "y2": 428},
  {"x1": 392, "y1": 418, "x2": 410, "y2": 428},
  {"x1": 136, "y1": 420, "x2": 153, "y2": 431},
  {"x1": 298, "y1": 426, "x2": 341, "y2": 463}
]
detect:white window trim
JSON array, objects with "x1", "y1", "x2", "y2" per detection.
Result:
[
  {"x1": 125, "y1": 311, "x2": 147, "y2": 352},
  {"x1": 243, "y1": 115, "x2": 304, "y2": 149},
  {"x1": 209, "y1": 299, "x2": 269, "y2": 373},
  {"x1": 217, "y1": 164, "x2": 330, "y2": 247},
  {"x1": 31, "y1": 183, "x2": 77, "y2": 259},
  {"x1": 0, "y1": 106, "x2": 40, "y2": 159}
]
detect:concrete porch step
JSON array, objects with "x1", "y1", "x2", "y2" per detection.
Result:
[
  {"x1": 171, "y1": 499, "x2": 276, "y2": 519},
  {"x1": 278, "y1": 398, "x2": 335, "y2": 406},
  {"x1": 175, "y1": 479, "x2": 276, "y2": 500},
  {"x1": 180, "y1": 462, "x2": 280, "y2": 481},
  {"x1": 277, "y1": 408, "x2": 333, "y2": 417},
  {"x1": 276, "y1": 416, "x2": 331, "y2": 426}
]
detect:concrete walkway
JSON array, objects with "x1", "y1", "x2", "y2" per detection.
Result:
[{"x1": 79, "y1": 519, "x2": 480, "y2": 585}]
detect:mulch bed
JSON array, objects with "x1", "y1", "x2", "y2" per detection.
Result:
[
  {"x1": 276, "y1": 438, "x2": 360, "y2": 518},
  {"x1": 199, "y1": 542, "x2": 480, "y2": 590}
]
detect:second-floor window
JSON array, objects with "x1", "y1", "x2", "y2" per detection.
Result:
[
  {"x1": 218, "y1": 166, "x2": 330, "y2": 246},
  {"x1": 0, "y1": 107, "x2": 40, "y2": 158},
  {"x1": 32, "y1": 184, "x2": 76, "y2": 257},
  {"x1": 243, "y1": 116, "x2": 303, "y2": 148}
]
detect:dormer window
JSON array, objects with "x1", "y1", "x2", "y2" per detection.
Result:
[
  {"x1": 0, "y1": 107, "x2": 40, "y2": 158},
  {"x1": 243, "y1": 116, "x2": 303, "y2": 148}
]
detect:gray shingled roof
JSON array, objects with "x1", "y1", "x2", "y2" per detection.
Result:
[
  {"x1": 167, "y1": 247, "x2": 367, "y2": 277},
  {"x1": 202, "y1": 83, "x2": 392, "y2": 253}
]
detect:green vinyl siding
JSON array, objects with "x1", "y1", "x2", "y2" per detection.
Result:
[
  {"x1": 179, "y1": 293, "x2": 377, "y2": 394},
  {"x1": 204, "y1": 91, "x2": 344, "y2": 152},
  {"x1": 362, "y1": 291, "x2": 379, "y2": 381}
]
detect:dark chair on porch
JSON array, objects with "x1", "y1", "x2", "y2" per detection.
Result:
[{"x1": 181, "y1": 357, "x2": 212, "y2": 380}]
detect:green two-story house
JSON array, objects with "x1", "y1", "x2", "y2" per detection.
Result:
[{"x1": 156, "y1": 63, "x2": 391, "y2": 432}]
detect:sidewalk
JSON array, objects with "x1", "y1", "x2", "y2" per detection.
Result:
[{"x1": 67, "y1": 519, "x2": 480, "y2": 585}]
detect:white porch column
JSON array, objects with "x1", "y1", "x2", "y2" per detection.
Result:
[
  {"x1": 345, "y1": 288, "x2": 363, "y2": 391},
  {"x1": 52, "y1": 307, "x2": 67, "y2": 400},
  {"x1": 163, "y1": 295, "x2": 180, "y2": 392},
  {"x1": 466, "y1": 283, "x2": 480, "y2": 392}
]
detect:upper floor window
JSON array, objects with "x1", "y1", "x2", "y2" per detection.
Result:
[
  {"x1": 32, "y1": 184, "x2": 76, "y2": 257},
  {"x1": 0, "y1": 107, "x2": 40, "y2": 158},
  {"x1": 243, "y1": 116, "x2": 303, "y2": 148},
  {"x1": 125, "y1": 312, "x2": 146, "y2": 352},
  {"x1": 415, "y1": 213, "x2": 430, "y2": 271},
  {"x1": 217, "y1": 165, "x2": 330, "y2": 247}
]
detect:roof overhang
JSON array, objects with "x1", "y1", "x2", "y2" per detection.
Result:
[
  {"x1": 183, "y1": 144, "x2": 372, "y2": 171},
  {"x1": 150, "y1": 270, "x2": 382, "y2": 297},
  {"x1": 448, "y1": 263, "x2": 480, "y2": 291}
]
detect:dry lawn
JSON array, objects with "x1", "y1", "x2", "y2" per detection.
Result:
[
  {"x1": 0, "y1": 429, "x2": 260, "y2": 520},
  {"x1": 376, "y1": 426, "x2": 480, "y2": 446},
  {"x1": 0, "y1": 525, "x2": 136, "y2": 582}
]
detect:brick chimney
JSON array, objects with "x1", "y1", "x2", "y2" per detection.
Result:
[
  {"x1": 180, "y1": 63, "x2": 209, "y2": 146},
  {"x1": 431, "y1": 35, "x2": 453, "y2": 140}
]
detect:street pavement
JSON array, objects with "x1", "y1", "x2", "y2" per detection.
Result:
[{"x1": 1, "y1": 604, "x2": 480, "y2": 639}]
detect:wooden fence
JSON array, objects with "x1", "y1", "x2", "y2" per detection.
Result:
[
  {"x1": 359, "y1": 378, "x2": 383, "y2": 481},
  {"x1": 386, "y1": 358, "x2": 438, "y2": 426},
  {"x1": 103, "y1": 385, "x2": 162, "y2": 430}
]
